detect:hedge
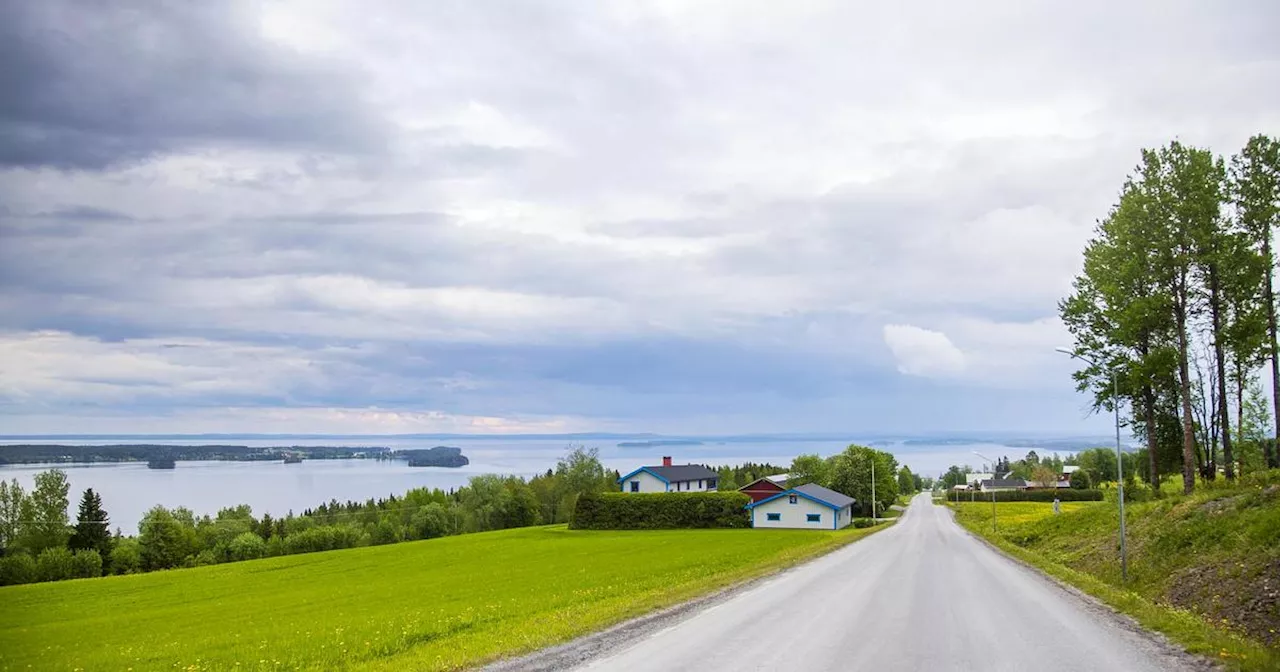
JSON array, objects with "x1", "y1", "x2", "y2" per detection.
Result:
[
  {"x1": 570, "y1": 491, "x2": 751, "y2": 530},
  {"x1": 946, "y1": 489, "x2": 1103, "y2": 503}
]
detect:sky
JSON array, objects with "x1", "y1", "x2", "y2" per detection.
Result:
[{"x1": 2, "y1": 0, "x2": 1278, "y2": 436}]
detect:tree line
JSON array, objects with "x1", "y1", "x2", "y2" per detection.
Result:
[
  {"x1": 939, "y1": 448, "x2": 1136, "y2": 492},
  {"x1": 1061, "y1": 134, "x2": 1280, "y2": 494}
]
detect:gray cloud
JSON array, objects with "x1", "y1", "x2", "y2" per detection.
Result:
[
  {"x1": 1, "y1": 0, "x2": 1277, "y2": 434},
  {"x1": 0, "y1": 0, "x2": 385, "y2": 170}
]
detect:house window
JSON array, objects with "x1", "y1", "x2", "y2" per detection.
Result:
[
  {"x1": 630, "y1": 481, "x2": 639, "y2": 493},
  {"x1": 807, "y1": 514, "x2": 821, "y2": 523},
  {"x1": 788, "y1": 495, "x2": 798, "y2": 504},
  {"x1": 698, "y1": 479, "x2": 704, "y2": 488},
  {"x1": 766, "y1": 513, "x2": 781, "y2": 521}
]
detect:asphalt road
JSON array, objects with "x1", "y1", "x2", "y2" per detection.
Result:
[{"x1": 500, "y1": 492, "x2": 1204, "y2": 672}]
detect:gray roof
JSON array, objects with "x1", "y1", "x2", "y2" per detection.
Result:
[
  {"x1": 793, "y1": 483, "x2": 855, "y2": 509},
  {"x1": 643, "y1": 464, "x2": 719, "y2": 482}
]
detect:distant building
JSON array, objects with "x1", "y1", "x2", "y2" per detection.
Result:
[
  {"x1": 738, "y1": 475, "x2": 787, "y2": 503},
  {"x1": 965, "y1": 473, "x2": 995, "y2": 488},
  {"x1": 618, "y1": 457, "x2": 719, "y2": 493},
  {"x1": 746, "y1": 483, "x2": 856, "y2": 530}
]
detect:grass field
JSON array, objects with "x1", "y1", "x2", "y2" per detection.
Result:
[
  {"x1": 951, "y1": 473, "x2": 1280, "y2": 671},
  {"x1": 0, "y1": 524, "x2": 884, "y2": 671}
]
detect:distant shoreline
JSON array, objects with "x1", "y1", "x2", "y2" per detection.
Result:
[{"x1": 0, "y1": 444, "x2": 470, "y2": 468}]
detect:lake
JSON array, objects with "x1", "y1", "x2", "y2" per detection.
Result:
[{"x1": 0, "y1": 437, "x2": 1077, "y2": 533}]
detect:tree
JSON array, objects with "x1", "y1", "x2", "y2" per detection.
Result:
[
  {"x1": 827, "y1": 445, "x2": 898, "y2": 517},
  {"x1": 0, "y1": 479, "x2": 24, "y2": 554},
  {"x1": 18, "y1": 469, "x2": 71, "y2": 554},
  {"x1": 68, "y1": 489, "x2": 111, "y2": 558},
  {"x1": 1229, "y1": 135, "x2": 1280, "y2": 469},
  {"x1": 108, "y1": 537, "x2": 142, "y2": 574},
  {"x1": 35, "y1": 547, "x2": 75, "y2": 582},
  {"x1": 226, "y1": 532, "x2": 267, "y2": 561},
  {"x1": 1069, "y1": 469, "x2": 1092, "y2": 489},
  {"x1": 896, "y1": 466, "x2": 916, "y2": 495},
  {"x1": 940, "y1": 466, "x2": 967, "y2": 490},
  {"x1": 788, "y1": 454, "x2": 830, "y2": 488},
  {"x1": 138, "y1": 505, "x2": 198, "y2": 570}
]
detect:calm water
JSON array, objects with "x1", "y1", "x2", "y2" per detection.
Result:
[{"x1": 0, "y1": 437, "x2": 1055, "y2": 533}]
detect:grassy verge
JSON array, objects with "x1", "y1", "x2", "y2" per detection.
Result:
[
  {"x1": 0, "y1": 523, "x2": 888, "y2": 671},
  {"x1": 949, "y1": 479, "x2": 1280, "y2": 672}
]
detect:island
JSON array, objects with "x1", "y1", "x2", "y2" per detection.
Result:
[
  {"x1": 616, "y1": 440, "x2": 704, "y2": 448},
  {"x1": 146, "y1": 458, "x2": 176, "y2": 469},
  {"x1": 0, "y1": 444, "x2": 394, "y2": 465},
  {"x1": 396, "y1": 446, "x2": 469, "y2": 468}
]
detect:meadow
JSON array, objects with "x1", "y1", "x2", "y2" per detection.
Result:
[
  {"x1": 950, "y1": 472, "x2": 1280, "y2": 671},
  {"x1": 0, "y1": 524, "x2": 882, "y2": 671}
]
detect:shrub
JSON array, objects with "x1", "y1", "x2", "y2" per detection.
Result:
[
  {"x1": 71, "y1": 549, "x2": 102, "y2": 578},
  {"x1": 571, "y1": 492, "x2": 751, "y2": 530},
  {"x1": 1069, "y1": 469, "x2": 1092, "y2": 489},
  {"x1": 281, "y1": 525, "x2": 365, "y2": 555},
  {"x1": 36, "y1": 547, "x2": 76, "y2": 582},
  {"x1": 108, "y1": 538, "x2": 141, "y2": 575},
  {"x1": 0, "y1": 553, "x2": 37, "y2": 585},
  {"x1": 226, "y1": 532, "x2": 267, "y2": 561}
]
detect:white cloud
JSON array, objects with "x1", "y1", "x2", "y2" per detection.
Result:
[{"x1": 882, "y1": 324, "x2": 966, "y2": 378}]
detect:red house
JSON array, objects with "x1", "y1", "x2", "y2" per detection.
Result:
[{"x1": 738, "y1": 476, "x2": 787, "y2": 503}]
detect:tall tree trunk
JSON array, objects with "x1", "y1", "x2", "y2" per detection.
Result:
[
  {"x1": 1176, "y1": 294, "x2": 1198, "y2": 495},
  {"x1": 1266, "y1": 233, "x2": 1280, "y2": 468},
  {"x1": 1211, "y1": 266, "x2": 1234, "y2": 478},
  {"x1": 1143, "y1": 384, "x2": 1159, "y2": 489},
  {"x1": 1235, "y1": 357, "x2": 1246, "y2": 477}
]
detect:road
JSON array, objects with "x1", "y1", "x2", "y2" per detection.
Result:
[{"x1": 496, "y1": 492, "x2": 1203, "y2": 672}]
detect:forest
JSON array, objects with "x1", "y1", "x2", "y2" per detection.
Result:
[{"x1": 1060, "y1": 134, "x2": 1280, "y2": 493}]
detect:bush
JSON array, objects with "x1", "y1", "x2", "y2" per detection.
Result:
[
  {"x1": 36, "y1": 547, "x2": 76, "y2": 582},
  {"x1": 570, "y1": 492, "x2": 751, "y2": 530},
  {"x1": 226, "y1": 532, "x2": 267, "y2": 561},
  {"x1": 281, "y1": 525, "x2": 365, "y2": 555},
  {"x1": 109, "y1": 538, "x2": 141, "y2": 575},
  {"x1": 0, "y1": 553, "x2": 37, "y2": 585},
  {"x1": 1069, "y1": 470, "x2": 1092, "y2": 489},
  {"x1": 71, "y1": 549, "x2": 102, "y2": 578},
  {"x1": 957, "y1": 489, "x2": 1103, "y2": 503}
]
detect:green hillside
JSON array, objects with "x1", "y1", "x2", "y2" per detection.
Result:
[
  {"x1": 951, "y1": 471, "x2": 1280, "y2": 670},
  {"x1": 0, "y1": 524, "x2": 881, "y2": 671}
]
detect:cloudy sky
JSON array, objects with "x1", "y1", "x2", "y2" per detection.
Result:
[{"x1": 2, "y1": 0, "x2": 1277, "y2": 436}]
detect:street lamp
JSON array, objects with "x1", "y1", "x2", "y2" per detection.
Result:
[
  {"x1": 973, "y1": 451, "x2": 997, "y2": 534},
  {"x1": 1056, "y1": 346, "x2": 1128, "y2": 583}
]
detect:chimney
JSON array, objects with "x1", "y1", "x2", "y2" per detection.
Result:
[{"x1": 662, "y1": 456, "x2": 672, "y2": 467}]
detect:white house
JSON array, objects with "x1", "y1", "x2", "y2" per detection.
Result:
[
  {"x1": 618, "y1": 457, "x2": 719, "y2": 493},
  {"x1": 746, "y1": 483, "x2": 856, "y2": 530}
]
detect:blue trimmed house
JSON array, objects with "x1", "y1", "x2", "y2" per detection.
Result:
[
  {"x1": 746, "y1": 483, "x2": 855, "y2": 530},
  {"x1": 618, "y1": 457, "x2": 719, "y2": 493}
]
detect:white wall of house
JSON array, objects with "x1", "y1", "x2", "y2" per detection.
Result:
[
  {"x1": 669, "y1": 478, "x2": 715, "y2": 492},
  {"x1": 621, "y1": 471, "x2": 668, "y2": 493},
  {"x1": 751, "y1": 495, "x2": 850, "y2": 529}
]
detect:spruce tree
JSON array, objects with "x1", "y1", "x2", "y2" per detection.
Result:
[{"x1": 68, "y1": 488, "x2": 111, "y2": 557}]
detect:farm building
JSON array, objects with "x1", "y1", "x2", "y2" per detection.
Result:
[
  {"x1": 738, "y1": 475, "x2": 787, "y2": 502},
  {"x1": 746, "y1": 483, "x2": 855, "y2": 530},
  {"x1": 618, "y1": 457, "x2": 719, "y2": 493}
]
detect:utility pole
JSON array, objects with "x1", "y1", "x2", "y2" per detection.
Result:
[
  {"x1": 974, "y1": 451, "x2": 997, "y2": 533},
  {"x1": 1056, "y1": 347, "x2": 1128, "y2": 583},
  {"x1": 871, "y1": 457, "x2": 876, "y2": 520}
]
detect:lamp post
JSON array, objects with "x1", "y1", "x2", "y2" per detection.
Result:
[
  {"x1": 973, "y1": 451, "x2": 997, "y2": 534},
  {"x1": 870, "y1": 456, "x2": 876, "y2": 521},
  {"x1": 1056, "y1": 347, "x2": 1128, "y2": 583}
]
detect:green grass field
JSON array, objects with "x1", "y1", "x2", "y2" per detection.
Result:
[
  {"x1": 951, "y1": 474, "x2": 1280, "y2": 671},
  {"x1": 0, "y1": 524, "x2": 884, "y2": 671}
]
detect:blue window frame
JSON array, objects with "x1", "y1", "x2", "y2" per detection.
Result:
[
  {"x1": 806, "y1": 513, "x2": 821, "y2": 523},
  {"x1": 766, "y1": 513, "x2": 781, "y2": 521},
  {"x1": 630, "y1": 481, "x2": 639, "y2": 492}
]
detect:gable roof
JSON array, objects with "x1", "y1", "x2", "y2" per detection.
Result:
[
  {"x1": 738, "y1": 477, "x2": 786, "y2": 492},
  {"x1": 617, "y1": 464, "x2": 719, "y2": 483},
  {"x1": 747, "y1": 483, "x2": 855, "y2": 510}
]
